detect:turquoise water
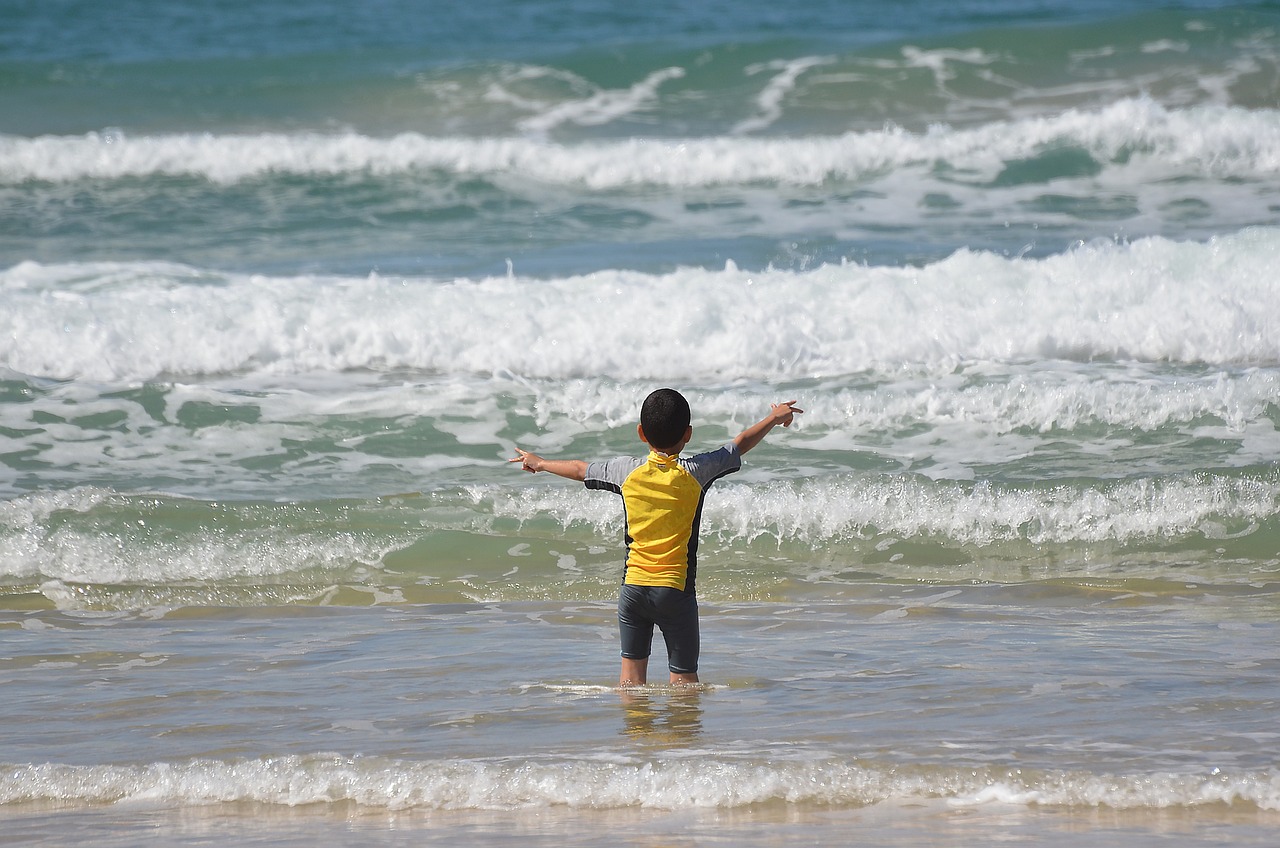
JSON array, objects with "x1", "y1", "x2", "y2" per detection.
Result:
[{"x1": 3, "y1": 1, "x2": 1280, "y2": 844}]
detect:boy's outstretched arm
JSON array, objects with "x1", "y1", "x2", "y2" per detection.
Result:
[
  {"x1": 509, "y1": 448, "x2": 588, "y2": 481},
  {"x1": 733, "y1": 401, "x2": 803, "y2": 455}
]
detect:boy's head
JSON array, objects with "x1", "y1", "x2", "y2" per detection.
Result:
[{"x1": 639, "y1": 388, "x2": 691, "y2": 453}]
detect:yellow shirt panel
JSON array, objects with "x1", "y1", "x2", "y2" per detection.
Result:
[{"x1": 620, "y1": 452, "x2": 705, "y2": 589}]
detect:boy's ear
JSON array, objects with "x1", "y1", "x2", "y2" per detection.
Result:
[{"x1": 637, "y1": 423, "x2": 649, "y2": 444}]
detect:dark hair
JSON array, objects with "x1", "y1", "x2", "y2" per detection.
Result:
[{"x1": 640, "y1": 388, "x2": 691, "y2": 451}]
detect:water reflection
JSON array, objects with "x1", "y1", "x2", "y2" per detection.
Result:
[{"x1": 618, "y1": 686, "x2": 704, "y2": 745}]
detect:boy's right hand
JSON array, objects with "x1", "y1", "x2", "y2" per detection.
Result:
[
  {"x1": 509, "y1": 448, "x2": 543, "y2": 473},
  {"x1": 509, "y1": 449, "x2": 588, "y2": 481}
]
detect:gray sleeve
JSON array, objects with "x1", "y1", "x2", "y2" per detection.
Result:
[
  {"x1": 680, "y1": 442, "x2": 742, "y2": 488},
  {"x1": 584, "y1": 456, "x2": 642, "y2": 493}
]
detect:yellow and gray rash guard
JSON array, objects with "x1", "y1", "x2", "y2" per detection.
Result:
[{"x1": 584, "y1": 443, "x2": 741, "y2": 593}]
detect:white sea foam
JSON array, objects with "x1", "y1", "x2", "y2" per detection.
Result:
[
  {"x1": 9, "y1": 363, "x2": 1275, "y2": 506},
  {"x1": 0, "y1": 489, "x2": 405, "y2": 585},
  {"x1": 0, "y1": 487, "x2": 118, "y2": 538},
  {"x1": 734, "y1": 56, "x2": 835, "y2": 134},
  {"x1": 1, "y1": 756, "x2": 1275, "y2": 811},
  {"x1": 516, "y1": 66, "x2": 687, "y2": 135},
  {"x1": 489, "y1": 469, "x2": 1280, "y2": 547},
  {"x1": 2, "y1": 99, "x2": 1278, "y2": 186},
  {"x1": 5, "y1": 467, "x2": 1273, "y2": 591},
  {"x1": 1, "y1": 524, "x2": 394, "y2": 588},
  {"x1": 721, "y1": 472, "x2": 1280, "y2": 546},
  {"x1": 511, "y1": 367, "x2": 1280, "y2": 439},
  {"x1": 0, "y1": 371, "x2": 508, "y2": 500},
  {"x1": 3, "y1": 228, "x2": 1279, "y2": 382}
]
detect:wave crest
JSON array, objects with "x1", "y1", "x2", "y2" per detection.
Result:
[
  {"x1": 5, "y1": 228, "x2": 1280, "y2": 382},
  {"x1": 3, "y1": 755, "x2": 1276, "y2": 811},
  {"x1": 3, "y1": 99, "x2": 1278, "y2": 187}
]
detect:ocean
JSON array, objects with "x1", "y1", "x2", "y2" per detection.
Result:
[{"x1": 3, "y1": 0, "x2": 1280, "y2": 844}]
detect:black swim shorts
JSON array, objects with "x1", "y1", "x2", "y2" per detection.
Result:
[{"x1": 617, "y1": 584, "x2": 699, "y2": 674}]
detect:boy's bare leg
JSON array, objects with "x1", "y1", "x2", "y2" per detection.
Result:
[
  {"x1": 620, "y1": 660, "x2": 699, "y2": 686},
  {"x1": 619, "y1": 657, "x2": 648, "y2": 686}
]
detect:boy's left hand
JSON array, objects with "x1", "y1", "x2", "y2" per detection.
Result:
[{"x1": 772, "y1": 400, "x2": 803, "y2": 427}]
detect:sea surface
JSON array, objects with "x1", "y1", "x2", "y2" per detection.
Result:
[{"x1": 3, "y1": 1, "x2": 1280, "y2": 844}]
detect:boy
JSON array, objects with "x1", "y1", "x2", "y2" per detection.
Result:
[{"x1": 510, "y1": 389, "x2": 801, "y2": 686}]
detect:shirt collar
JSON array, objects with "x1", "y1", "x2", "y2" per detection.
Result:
[{"x1": 648, "y1": 448, "x2": 680, "y2": 465}]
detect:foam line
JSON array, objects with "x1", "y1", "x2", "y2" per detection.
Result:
[
  {"x1": 2, "y1": 99, "x2": 1278, "y2": 186},
  {"x1": 2, "y1": 756, "x2": 1275, "y2": 811},
  {"x1": 4, "y1": 228, "x2": 1279, "y2": 382}
]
